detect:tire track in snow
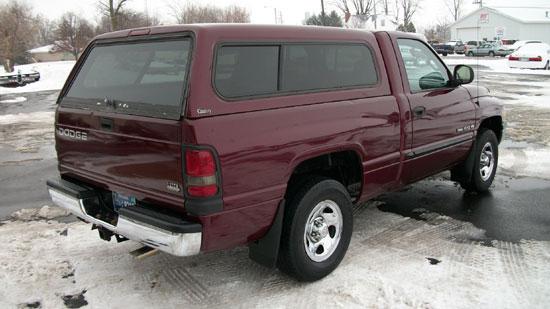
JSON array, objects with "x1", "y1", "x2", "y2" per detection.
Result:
[
  {"x1": 498, "y1": 241, "x2": 533, "y2": 307},
  {"x1": 162, "y1": 267, "x2": 209, "y2": 304}
]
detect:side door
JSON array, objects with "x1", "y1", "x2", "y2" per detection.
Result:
[
  {"x1": 394, "y1": 38, "x2": 476, "y2": 183},
  {"x1": 480, "y1": 44, "x2": 490, "y2": 56}
]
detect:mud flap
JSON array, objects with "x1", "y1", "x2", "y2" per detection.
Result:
[
  {"x1": 248, "y1": 200, "x2": 285, "y2": 268},
  {"x1": 451, "y1": 141, "x2": 477, "y2": 184}
]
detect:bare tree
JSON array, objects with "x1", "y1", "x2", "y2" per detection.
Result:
[
  {"x1": 0, "y1": 1, "x2": 37, "y2": 72},
  {"x1": 54, "y1": 13, "x2": 94, "y2": 59},
  {"x1": 379, "y1": 0, "x2": 391, "y2": 15},
  {"x1": 170, "y1": 3, "x2": 250, "y2": 24},
  {"x1": 445, "y1": 0, "x2": 463, "y2": 22},
  {"x1": 98, "y1": 0, "x2": 130, "y2": 31},
  {"x1": 398, "y1": 0, "x2": 419, "y2": 27},
  {"x1": 95, "y1": 10, "x2": 159, "y2": 34},
  {"x1": 334, "y1": 0, "x2": 376, "y2": 23},
  {"x1": 36, "y1": 15, "x2": 56, "y2": 45}
]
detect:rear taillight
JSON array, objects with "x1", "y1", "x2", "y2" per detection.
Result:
[
  {"x1": 509, "y1": 56, "x2": 519, "y2": 61},
  {"x1": 187, "y1": 184, "x2": 218, "y2": 197},
  {"x1": 529, "y1": 56, "x2": 542, "y2": 62},
  {"x1": 185, "y1": 149, "x2": 219, "y2": 198},
  {"x1": 186, "y1": 150, "x2": 216, "y2": 177}
]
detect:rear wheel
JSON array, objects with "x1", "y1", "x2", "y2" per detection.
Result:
[
  {"x1": 488, "y1": 51, "x2": 495, "y2": 57},
  {"x1": 544, "y1": 61, "x2": 549, "y2": 70},
  {"x1": 278, "y1": 177, "x2": 353, "y2": 281},
  {"x1": 458, "y1": 129, "x2": 499, "y2": 192}
]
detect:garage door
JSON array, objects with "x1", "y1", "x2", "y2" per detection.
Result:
[{"x1": 456, "y1": 27, "x2": 480, "y2": 42}]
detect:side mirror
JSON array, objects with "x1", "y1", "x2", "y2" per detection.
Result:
[
  {"x1": 453, "y1": 64, "x2": 474, "y2": 85},
  {"x1": 419, "y1": 71, "x2": 447, "y2": 90}
]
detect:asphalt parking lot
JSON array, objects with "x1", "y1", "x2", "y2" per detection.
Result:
[{"x1": 0, "y1": 66, "x2": 549, "y2": 308}]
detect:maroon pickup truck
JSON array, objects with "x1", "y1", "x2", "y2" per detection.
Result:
[{"x1": 47, "y1": 25, "x2": 503, "y2": 281}]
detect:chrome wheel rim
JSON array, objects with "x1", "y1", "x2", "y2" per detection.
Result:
[
  {"x1": 303, "y1": 200, "x2": 343, "y2": 262},
  {"x1": 479, "y1": 142, "x2": 495, "y2": 182}
]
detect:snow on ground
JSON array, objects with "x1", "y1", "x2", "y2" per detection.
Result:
[
  {"x1": 0, "y1": 96, "x2": 27, "y2": 104},
  {"x1": 0, "y1": 202, "x2": 548, "y2": 309},
  {"x1": 0, "y1": 111, "x2": 54, "y2": 155},
  {"x1": 444, "y1": 56, "x2": 550, "y2": 76},
  {"x1": 0, "y1": 61, "x2": 75, "y2": 95},
  {"x1": 0, "y1": 111, "x2": 54, "y2": 125},
  {"x1": 500, "y1": 146, "x2": 550, "y2": 179}
]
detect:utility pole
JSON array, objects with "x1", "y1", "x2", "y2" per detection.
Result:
[
  {"x1": 373, "y1": 0, "x2": 378, "y2": 29},
  {"x1": 144, "y1": 0, "x2": 149, "y2": 25},
  {"x1": 320, "y1": 0, "x2": 326, "y2": 26}
]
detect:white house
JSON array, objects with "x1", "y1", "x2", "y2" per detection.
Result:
[
  {"x1": 449, "y1": 7, "x2": 550, "y2": 43},
  {"x1": 28, "y1": 44, "x2": 75, "y2": 62}
]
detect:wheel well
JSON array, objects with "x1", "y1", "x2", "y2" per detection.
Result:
[
  {"x1": 479, "y1": 116, "x2": 503, "y2": 142},
  {"x1": 286, "y1": 151, "x2": 362, "y2": 200}
]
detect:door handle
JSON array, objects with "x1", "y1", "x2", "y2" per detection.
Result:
[
  {"x1": 100, "y1": 117, "x2": 113, "y2": 131},
  {"x1": 413, "y1": 106, "x2": 426, "y2": 118}
]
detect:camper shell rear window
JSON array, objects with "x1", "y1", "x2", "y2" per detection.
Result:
[{"x1": 61, "y1": 37, "x2": 192, "y2": 120}]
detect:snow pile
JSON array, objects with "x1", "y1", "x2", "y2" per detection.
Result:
[
  {"x1": 10, "y1": 205, "x2": 70, "y2": 221},
  {"x1": 444, "y1": 57, "x2": 550, "y2": 76},
  {"x1": 0, "y1": 61, "x2": 75, "y2": 95}
]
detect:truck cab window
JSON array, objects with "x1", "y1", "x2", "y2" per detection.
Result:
[{"x1": 397, "y1": 39, "x2": 450, "y2": 92}]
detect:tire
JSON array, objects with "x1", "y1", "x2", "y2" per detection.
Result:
[
  {"x1": 442, "y1": 52, "x2": 447, "y2": 56},
  {"x1": 277, "y1": 177, "x2": 353, "y2": 281},
  {"x1": 544, "y1": 61, "x2": 549, "y2": 70},
  {"x1": 467, "y1": 51, "x2": 474, "y2": 57},
  {"x1": 488, "y1": 51, "x2": 495, "y2": 57},
  {"x1": 459, "y1": 129, "x2": 499, "y2": 192}
]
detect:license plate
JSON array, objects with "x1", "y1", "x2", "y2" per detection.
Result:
[
  {"x1": 112, "y1": 192, "x2": 136, "y2": 212},
  {"x1": 520, "y1": 57, "x2": 529, "y2": 61}
]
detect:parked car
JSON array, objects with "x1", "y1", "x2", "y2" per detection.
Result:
[
  {"x1": 46, "y1": 25, "x2": 503, "y2": 282},
  {"x1": 466, "y1": 43, "x2": 506, "y2": 57},
  {"x1": 508, "y1": 40, "x2": 542, "y2": 52},
  {"x1": 0, "y1": 69, "x2": 40, "y2": 87},
  {"x1": 448, "y1": 40, "x2": 465, "y2": 54},
  {"x1": 508, "y1": 43, "x2": 550, "y2": 69},
  {"x1": 432, "y1": 41, "x2": 455, "y2": 56},
  {"x1": 464, "y1": 40, "x2": 483, "y2": 54}
]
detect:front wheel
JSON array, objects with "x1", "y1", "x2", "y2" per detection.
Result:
[
  {"x1": 488, "y1": 51, "x2": 495, "y2": 57},
  {"x1": 459, "y1": 129, "x2": 499, "y2": 192},
  {"x1": 278, "y1": 178, "x2": 353, "y2": 281},
  {"x1": 467, "y1": 51, "x2": 474, "y2": 57}
]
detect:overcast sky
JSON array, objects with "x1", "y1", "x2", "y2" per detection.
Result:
[{"x1": 3, "y1": 0, "x2": 550, "y2": 30}]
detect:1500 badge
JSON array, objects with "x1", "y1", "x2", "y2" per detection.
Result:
[
  {"x1": 456, "y1": 124, "x2": 475, "y2": 133},
  {"x1": 57, "y1": 127, "x2": 88, "y2": 140}
]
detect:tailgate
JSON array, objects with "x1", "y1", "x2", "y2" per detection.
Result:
[
  {"x1": 55, "y1": 36, "x2": 192, "y2": 206},
  {"x1": 56, "y1": 109, "x2": 184, "y2": 199}
]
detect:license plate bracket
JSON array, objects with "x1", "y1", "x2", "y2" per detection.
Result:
[
  {"x1": 112, "y1": 192, "x2": 136, "y2": 212},
  {"x1": 520, "y1": 57, "x2": 529, "y2": 61}
]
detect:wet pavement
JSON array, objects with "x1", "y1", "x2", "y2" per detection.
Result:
[
  {"x1": 378, "y1": 173, "x2": 550, "y2": 243},
  {"x1": 0, "y1": 90, "x2": 58, "y2": 219}
]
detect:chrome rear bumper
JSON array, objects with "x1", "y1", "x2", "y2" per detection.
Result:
[{"x1": 47, "y1": 180, "x2": 201, "y2": 257}]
